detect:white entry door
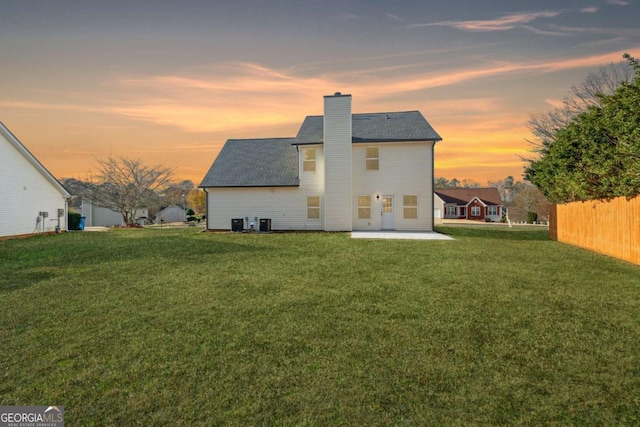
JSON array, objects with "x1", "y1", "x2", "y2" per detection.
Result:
[{"x1": 381, "y1": 196, "x2": 395, "y2": 230}]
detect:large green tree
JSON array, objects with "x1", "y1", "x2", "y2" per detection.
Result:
[{"x1": 525, "y1": 54, "x2": 640, "y2": 203}]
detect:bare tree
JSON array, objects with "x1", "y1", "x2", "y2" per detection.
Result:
[
  {"x1": 160, "y1": 180, "x2": 195, "y2": 209},
  {"x1": 509, "y1": 185, "x2": 551, "y2": 222},
  {"x1": 92, "y1": 156, "x2": 173, "y2": 225},
  {"x1": 487, "y1": 176, "x2": 515, "y2": 203},
  {"x1": 528, "y1": 60, "x2": 636, "y2": 149}
]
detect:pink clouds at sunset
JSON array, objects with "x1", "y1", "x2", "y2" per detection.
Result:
[{"x1": 1, "y1": 1, "x2": 639, "y2": 185}]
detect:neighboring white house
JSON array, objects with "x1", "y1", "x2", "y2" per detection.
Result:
[
  {"x1": 71, "y1": 197, "x2": 149, "y2": 227},
  {"x1": 200, "y1": 93, "x2": 442, "y2": 232},
  {"x1": 155, "y1": 205, "x2": 186, "y2": 224},
  {"x1": 0, "y1": 122, "x2": 70, "y2": 238}
]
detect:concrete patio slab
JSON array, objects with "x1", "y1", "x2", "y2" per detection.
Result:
[{"x1": 351, "y1": 231, "x2": 454, "y2": 240}]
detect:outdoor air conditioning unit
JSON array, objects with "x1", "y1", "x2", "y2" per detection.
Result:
[
  {"x1": 259, "y1": 218, "x2": 272, "y2": 232},
  {"x1": 231, "y1": 218, "x2": 244, "y2": 232}
]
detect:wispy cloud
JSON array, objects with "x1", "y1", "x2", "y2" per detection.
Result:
[
  {"x1": 519, "y1": 25, "x2": 570, "y2": 36},
  {"x1": 607, "y1": 0, "x2": 629, "y2": 5},
  {"x1": 4, "y1": 50, "x2": 632, "y2": 136},
  {"x1": 114, "y1": 50, "x2": 632, "y2": 132},
  {"x1": 289, "y1": 43, "x2": 504, "y2": 74},
  {"x1": 409, "y1": 11, "x2": 561, "y2": 32},
  {"x1": 579, "y1": 36, "x2": 628, "y2": 48},
  {"x1": 385, "y1": 13, "x2": 403, "y2": 22},
  {"x1": 363, "y1": 50, "x2": 630, "y2": 96},
  {"x1": 580, "y1": 7, "x2": 599, "y2": 13},
  {"x1": 542, "y1": 23, "x2": 640, "y2": 37},
  {"x1": 0, "y1": 100, "x2": 107, "y2": 114}
]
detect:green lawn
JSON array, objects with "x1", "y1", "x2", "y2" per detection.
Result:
[{"x1": 1, "y1": 227, "x2": 639, "y2": 425}]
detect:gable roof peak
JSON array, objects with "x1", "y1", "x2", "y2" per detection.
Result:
[
  {"x1": 0, "y1": 122, "x2": 70, "y2": 197},
  {"x1": 295, "y1": 110, "x2": 441, "y2": 144}
]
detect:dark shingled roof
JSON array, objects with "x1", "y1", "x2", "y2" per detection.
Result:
[
  {"x1": 200, "y1": 138, "x2": 299, "y2": 187},
  {"x1": 435, "y1": 188, "x2": 503, "y2": 206},
  {"x1": 295, "y1": 111, "x2": 442, "y2": 144}
]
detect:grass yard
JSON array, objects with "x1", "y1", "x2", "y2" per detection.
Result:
[{"x1": 1, "y1": 227, "x2": 639, "y2": 425}]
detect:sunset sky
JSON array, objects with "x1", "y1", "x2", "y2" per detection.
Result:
[{"x1": 1, "y1": 0, "x2": 638, "y2": 185}]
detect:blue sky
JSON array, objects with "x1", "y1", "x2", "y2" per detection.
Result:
[{"x1": 1, "y1": 0, "x2": 638, "y2": 183}]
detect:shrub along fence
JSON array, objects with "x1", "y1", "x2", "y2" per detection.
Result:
[{"x1": 549, "y1": 195, "x2": 640, "y2": 265}]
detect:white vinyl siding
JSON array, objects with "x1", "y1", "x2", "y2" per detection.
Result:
[
  {"x1": 323, "y1": 94, "x2": 352, "y2": 231},
  {"x1": 206, "y1": 187, "x2": 323, "y2": 231},
  {"x1": 352, "y1": 141, "x2": 434, "y2": 231},
  {"x1": 207, "y1": 140, "x2": 435, "y2": 233},
  {"x1": 0, "y1": 127, "x2": 69, "y2": 237}
]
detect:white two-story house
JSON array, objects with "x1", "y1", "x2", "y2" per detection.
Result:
[{"x1": 199, "y1": 93, "x2": 442, "y2": 232}]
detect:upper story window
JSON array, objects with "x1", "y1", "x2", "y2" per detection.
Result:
[
  {"x1": 366, "y1": 147, "x2": 379, "y2": 171},
  {"x1": 303, "y1": 148, "x2": 316, "y2": 172}
]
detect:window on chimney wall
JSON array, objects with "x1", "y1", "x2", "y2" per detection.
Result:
[
  {"x1": 365, "y1": 147, "x2": 379, "y2": 171},
  {"x1": 303, "y1": 148, "x2": 316, "y2": 172}
]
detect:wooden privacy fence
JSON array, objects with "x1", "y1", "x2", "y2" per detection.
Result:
[{"x1": 549, "y1": 196, "x2": 640, "y2": 265}]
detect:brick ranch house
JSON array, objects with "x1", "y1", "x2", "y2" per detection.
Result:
[{"x1": 434, "y1": 188, "x2": 505, "y2": 222}]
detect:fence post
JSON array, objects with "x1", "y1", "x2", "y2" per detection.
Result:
[{"x1": 548, "y1": 204, "x2": 557, "y2": 241}]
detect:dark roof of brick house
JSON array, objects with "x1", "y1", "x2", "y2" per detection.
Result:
[{"x1": 435, "y1": 188, "x2": 503, "y2": 206}]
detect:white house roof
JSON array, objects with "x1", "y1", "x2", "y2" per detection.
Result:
[
  {"x1": 295, "y1": 111, "x2": 442, "y2": 145},
  {"x1": 200, "y1": 138, "x2": 299, "y2": 187},
  {"x1": 0, "y1": 122, "x2": 70, "y2": 198},
  {"x1": 200, "y1": 109, "x2": 441, "y2": 188}
]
